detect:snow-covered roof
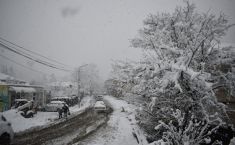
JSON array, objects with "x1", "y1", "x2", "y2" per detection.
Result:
[
  {"x1": 0, "y1": 72, "x2": 27, "y2": 84},
  {"x1": 48, "y1": 81, "x2": 76, "y2": 87},
  {"x1": 0, "y1": 82, "x2": 6, "y2": 85},
  {"x1": 10, "y1": 86, "x2": 36, "y2": 93}
]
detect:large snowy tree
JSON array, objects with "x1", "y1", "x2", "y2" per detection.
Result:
[
  {"x1": 109, "y1": 1, "x2": 234, "y2": 144},
  {"x1": 72, "y1": 63, "x2": 102, "y2": 96}
]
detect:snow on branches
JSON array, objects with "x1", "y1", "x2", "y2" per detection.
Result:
[
  {"x1": 152, "y1": 109, "x2": 226, "y2": 145},
  {"x1": 107, "y1": 1, "x2": 234, "y2": 144},
  {"x1": 131, "y1": 1, "x2": 234, "y2": 70}
]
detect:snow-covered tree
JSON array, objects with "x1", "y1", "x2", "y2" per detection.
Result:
[
  {"x1": 151, "y1": 109, "x2": 234, "y2": 145},
  {"x1": 109, "y1": 1, "x2": 234, "y2": 144},
  {"x1": 72, "y1": 63, "x2": 102, "y2": 96},
  {"x1": 132, "y1": 1, "x2": 233, "y2": 71}
]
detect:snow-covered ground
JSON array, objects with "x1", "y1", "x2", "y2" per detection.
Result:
[
  {"x1": 3, "y1": 96, "x2": 93, "y2": 133},
  {"x1": 75, "y1": 95, "x2": 148, "y2": 145},
  {"x1": 3, "y1": 110, "x2": 57, "y2": 133}
]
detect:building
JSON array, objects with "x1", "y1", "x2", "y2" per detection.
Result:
[{"x1": 0, "y1": 72, "x2": 49, "y2": 111}]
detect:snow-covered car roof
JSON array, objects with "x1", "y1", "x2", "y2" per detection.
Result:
[
  {"x1": 50, "y1": 101, "x2": 66, "y2": 104},
  {"x1": 94, "y1": 101, "x2": 106, "y2": 108},
  {"x1": 52, "y1": 96, "x2": 70, "y2": 99},
  {"x1": 15, "y1": 99, "x2": 28, "y2": 102}
]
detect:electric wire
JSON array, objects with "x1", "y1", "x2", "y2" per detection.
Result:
[
  {"x1": 0, "y1": 40, "x2": 65, "y2": 70},
  {"x1": 0, "y1": 41, "x2": 71, "y2": 72},
  {"x1": 0, "y1": 36, "x2": 70, "y2": 68},
  {"x1": 0, "y1": 53, "x2": 46, "y2": 75},
  {"x1": 0, "y1": 38, "x2": 71, "y2": 70},
  {"x1": 0, "y1": 41, "x2": 69, "y2": 71}
]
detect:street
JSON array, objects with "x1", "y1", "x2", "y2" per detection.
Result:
[
  {"x1": 74, "y1": 96, "x2": 147, "y2": 145},
  {"x1": 10, "y1": 96, "x2": 147, "y2": 145},
  {"x1": 12, "y1": 107, "x2": 111, "y2": 145}
]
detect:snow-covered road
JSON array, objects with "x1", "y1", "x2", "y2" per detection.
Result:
[
  {"x1": 8, "y1": 96, "x2": 108, "y2": 145},
  {"x1": 74, "y1": 95, "x2": 148, "y2": 145}
]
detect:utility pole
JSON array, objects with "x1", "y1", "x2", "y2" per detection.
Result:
[{"x1": 76, "y1": 64, "x2": 88, "y2": 105}]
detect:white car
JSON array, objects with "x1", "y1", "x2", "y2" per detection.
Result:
[
  {"x1": 44, "y1": 101, "x2": 67, "y2": 112},
  {"x1": 0, "y1": 113, "x2": 14, "y2": 145},
  {"x1": 94, "y1": 101, "x2": 106, "y2": 112}
]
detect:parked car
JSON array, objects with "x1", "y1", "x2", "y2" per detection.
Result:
[
  {"x1": 0, "y1": 113, "x2": 14, "y2": 145},
  {"x1": 94, "y1": 101, "x2": 106, "y2": 113},
  {"x1": 15, "y1": 100, "x2": 36, "y2": 118},
  {"x1": 12, "y1": 99, "x2": 29, "y2": 109},
  {"x1": 17, "y1": 100, "x2": 34, "y2": 112},
  {"x1": 95, "y1": 95, "x2": 103, "y2": 101},
  {"x1": 51, "y1": 96, "x2": 77, "y2": 106},
  {"x1": 44, "y1": 101, "x2": 67, "y2": 112}
]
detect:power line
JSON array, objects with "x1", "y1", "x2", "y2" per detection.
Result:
[
  {"x1": 0, "y1": 40, "x2": 65, "y2": 70},
  {"x1": 0, "y1": 53, "x2": 46, "y2": 75},
  {"x1": 0, "y1": 41, "x2": 72, "y2": 72},
  {"x1": 0, "y1": 36, "x2": 70, "y2": 68},
  {"x1": 0, "y1": 41, "x2": 69, "y2": 71}
]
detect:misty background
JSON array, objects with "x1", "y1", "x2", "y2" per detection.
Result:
[{"x1": 0, "y1": 0, "x2": 234, "y2": 83}]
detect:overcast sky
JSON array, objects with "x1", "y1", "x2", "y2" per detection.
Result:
[{"x1": 0, "y1": 0, "x2": 234, "y2": 81}]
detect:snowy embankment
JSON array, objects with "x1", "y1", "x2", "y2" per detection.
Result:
[
  {"x1": 75, "y1": 95, "x2": 148, "y2": 145},
  {"x1": 3, "y1": 96, "x2": 93, "y2": 133},
  {"x1": 103, "y1": 96, "x2": 148, "y2": 145}
]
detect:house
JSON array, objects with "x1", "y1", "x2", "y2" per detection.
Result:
[{"x1": 0, "y1": 73, "x2": 49, "y2": 111}]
